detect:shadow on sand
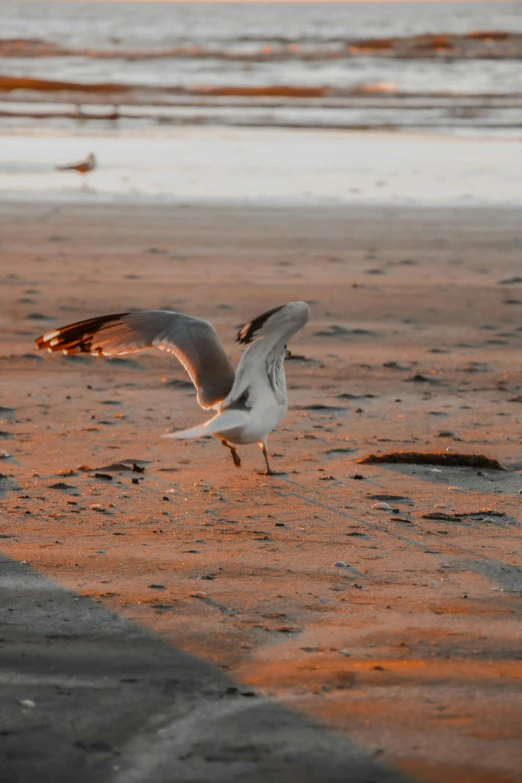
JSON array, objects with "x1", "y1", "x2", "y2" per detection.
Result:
[{"x1": 0, "y1": 554, "x2": 414, "y2": 783}]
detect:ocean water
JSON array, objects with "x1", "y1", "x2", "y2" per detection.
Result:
[
  {"x1": 2, "y1": 1, "x2": 521, "y2": 50},
  {"x1": 0, "y1": 1, "x2": 521, "y2": 133}
]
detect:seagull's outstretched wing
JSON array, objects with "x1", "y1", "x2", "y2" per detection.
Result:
[
  {"x1": 35, "y1": 310, "x2": 235, "y2": 409},
  {"x1": 225, "y1": 301, "x2": 310, "y2": 405}
]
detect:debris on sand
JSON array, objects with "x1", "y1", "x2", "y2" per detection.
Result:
[
  {"x1": 424, "y1": 509, "x2": 507, "y2": 522},
  {"x1": 368, "y1": 494, "x2": 413, "y2": 505},
  {"x1": 92, "y1": 461, "x2": 147, "y2": 473},
  {"x1": 47, "y1": 482, "x2": 78, "y2": 490},
  {"x1": 404, "y1": 374, "x2": 442, "y2": 385},
  {"x1": 359, "y1": 452, "x2": 505, "y2": 470}
]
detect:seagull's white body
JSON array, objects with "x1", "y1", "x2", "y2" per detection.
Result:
[
  {"x1": 169, "y1": 323, "x2": 290, "y2": 447},
  {"x1": 36, "y1": 301, "x2": 309, "y2": 473},
  {"x1": 56, "y1": 153, "x2": 96, "y2": 176}
]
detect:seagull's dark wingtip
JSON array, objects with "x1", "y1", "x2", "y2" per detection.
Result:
[
  {"x1": 236, "y1": 304, "x2": 286, "y2": 345},
  {"x1": 35, "y1": 313, "x2": 130, "y2": 353}
]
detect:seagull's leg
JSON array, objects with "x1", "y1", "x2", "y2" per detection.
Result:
[
  {"x1": 219, "y1": 438, "x2": 241, "y2": 468},
  {"x1": 260, "y1": 441, "x2": 275, "y2": 476}
]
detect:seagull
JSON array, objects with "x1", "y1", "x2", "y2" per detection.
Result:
[
  {"x1": 56, "y1": 152, "x2": 96, "y2": 182},
  {"x1": 35, "y1": 302, "x2": 310, "y2": 475}
]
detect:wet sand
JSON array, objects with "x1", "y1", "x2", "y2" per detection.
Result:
[
  {"x1": 2, "y1": 129, "x2": 521, "y2": 204},
  {"x1": 1, "y1": 202, "x2": 521, "y2": 783}
]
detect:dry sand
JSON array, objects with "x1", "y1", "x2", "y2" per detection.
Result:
[{"x1": 1, "y1": 201, "x2": 521, "y2": 783}]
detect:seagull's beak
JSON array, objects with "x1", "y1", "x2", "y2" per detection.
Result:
[{"x1": 285, "y1": 346, "x2": 291, "y2": 358}]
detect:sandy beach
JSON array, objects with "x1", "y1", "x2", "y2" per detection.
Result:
[{"x1": 1, "y1": 200, "x2": 521, "y2": 783}]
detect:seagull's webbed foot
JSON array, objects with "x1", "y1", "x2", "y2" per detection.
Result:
[{"x1": 220, "y1": 438, "x2": 241, "y2": 468}]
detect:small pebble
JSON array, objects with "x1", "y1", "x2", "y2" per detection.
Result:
[
  {"x1": 372, "y1": 502, "x2": 393, "y2": 510},
  {"x1": 192, "y1": 591, "x2": 208, "y2": 599},
  {"x1": 333, "y1": 560, "x2": 348, "y2": 568},
  {"x1": 19, "y1": 699, "x2": 36, "y2": 709}
]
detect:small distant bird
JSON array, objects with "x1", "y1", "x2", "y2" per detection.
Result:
[
  {"x1": 108, "y1": 104, "x2": 119, "y2": 122},
  {"x1": 56, "y1": 152, "x2": 96, "y2": 181},
  {"x1": 35, "y1": 302, "x2": 310, "y2": 474}
]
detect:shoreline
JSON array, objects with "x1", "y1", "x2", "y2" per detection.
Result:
[{"x1": 1, "y1": 125, "x2": 521, "y2": 205}]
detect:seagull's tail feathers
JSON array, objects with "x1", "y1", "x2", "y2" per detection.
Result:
[{"x1": 163, "y1": 409, "x2": 248, "y2": 440}]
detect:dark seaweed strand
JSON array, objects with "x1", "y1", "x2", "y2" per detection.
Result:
[
  {"x1": 236, "y1": 304, "x2": 286, "y2": 345},
  {"x1": 35, "y1": 313, "x2": 130, "y2": 353},
  {"x1": 358, "y1": 452, "x2": 504, "y2": 471}
]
